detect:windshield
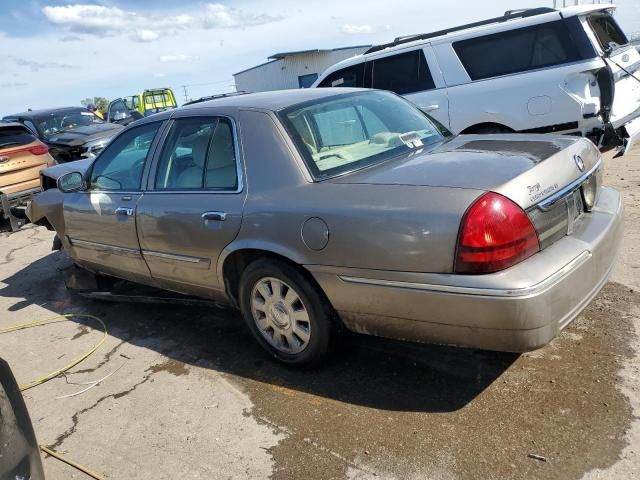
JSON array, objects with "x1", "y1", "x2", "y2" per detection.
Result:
[
  {"x1": 587, "y1": 12, "x2": 629, "y2": 51},
  {"x1": 280, "y1": 91, "x2": 446, "y2": 179},
  {"x1": 35, "y1": 109, "x2": 105, "y2": 137}
]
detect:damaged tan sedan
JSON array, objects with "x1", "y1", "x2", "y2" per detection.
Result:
[{"x1": 29, "y1": 89, "x2": 623, "y2": 365}]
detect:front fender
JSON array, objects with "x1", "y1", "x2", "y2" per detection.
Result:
[{"x1": 27, "y1": 188, "x2": 66, "y2": 236}]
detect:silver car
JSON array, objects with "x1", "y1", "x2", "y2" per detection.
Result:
[{"x1": 28, "y1": 89, "x2": 623, "y2": 365}]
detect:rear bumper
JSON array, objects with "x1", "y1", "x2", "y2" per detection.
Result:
[
  {"x1": 0, "y1": 187, "x2": 41, "y2": 231},
  {"x1": 308, "y1": 187, "x2": 623, "y2": 352}
]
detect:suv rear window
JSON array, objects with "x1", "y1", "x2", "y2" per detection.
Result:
[
  {"x1": 453, "y1": 20, "x2": 587, "y2": 80},
  {"x1": 371, "y1": 50, "x2": 435, "y2": 94},
  {"x1": 0, "y1": 125, "x2": 36, "y2": 149},
  {"x1": 318, "y1": 63, "x2": 365, "y2": 88},
  {"x1": 587, "y1": 13, "x2": 628, "y2": 50}
]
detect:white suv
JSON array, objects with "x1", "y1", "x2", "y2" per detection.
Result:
[{"x1": 313, "y1": 5, "x2": 640, "y2": 156}]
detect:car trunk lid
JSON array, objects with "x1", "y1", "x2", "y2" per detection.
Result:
[
  {"x1": 583, "y1": 11, "x2": 640, "y2": 127},
  {"x1": 334, "y1": 134, "x2": 602, "y2": 252},
  {"x1": 333, "y1": 134, "x2": 598, "y2": 205}
]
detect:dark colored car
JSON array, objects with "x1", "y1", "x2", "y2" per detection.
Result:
[
  {"x1": 3, "y1": 107, "x2": 124, "y2": 163},
  {"x1": 0, "y1": 358, "x2": 45, "y2": 480}
]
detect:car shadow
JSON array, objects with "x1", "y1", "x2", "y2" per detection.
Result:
[{"x1": 0, "y1": 250, "x2": 518, "y2": 413}]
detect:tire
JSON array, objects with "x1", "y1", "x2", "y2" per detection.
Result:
[{"x1": 238, "y1": 258, "x2": 333, "y2": 366}]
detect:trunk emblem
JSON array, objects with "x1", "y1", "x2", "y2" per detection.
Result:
[
  {"x1": 574, "y1": 154, "x2": 585, "y2": 172},
  {"x1": 0, "y1": 156, "x2": 8, "y2": 164}
]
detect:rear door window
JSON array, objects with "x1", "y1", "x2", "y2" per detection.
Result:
[
  {"x1": 587, "y1": 13, "x2": 628, "y2": 50},
  {"x1": 453, "y1": 20, "x2": 587, "y2": 80},
  {"x1": 0, "y1": 125, "x2": 36, "y2": 149},
  {"x1": 155, "y1": 117, "x2": 238, "y2": 191},
  {"x1": 371, "y1": 50, "x2": 435, "y2": 94},
  {"x1": 317, "y1": 63, "x2": 365, "y2": 88}
]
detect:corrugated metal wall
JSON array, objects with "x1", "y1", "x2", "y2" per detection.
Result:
[{"x1": 234, "y1": 47, "x2": 368, "y2": 92}]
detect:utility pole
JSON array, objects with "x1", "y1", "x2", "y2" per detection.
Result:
[{"x1": 181, "y1": 85, "x2": 189, "y2": 103}]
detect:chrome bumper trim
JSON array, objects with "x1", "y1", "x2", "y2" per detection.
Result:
[
  {"x1": 536, "y1": 159, "x2": 601, "y2": 211},
  {"x1": 68, "y1": 238, "x2": 141, "y2": 257},
  {"x1": 339, "y1": 250, "x2": 592, "y2": 298},
  {"x1": 142, "y1": 250, "x2": 209, "y2": 265}
]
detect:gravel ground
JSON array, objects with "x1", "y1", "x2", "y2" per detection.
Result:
[{"x1": 0, "y1": 146, "x2": 638, "y2": 480}]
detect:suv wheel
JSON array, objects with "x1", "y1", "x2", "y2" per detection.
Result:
[{"x1": 239, "y1": 259, "x2": 333, "y2": 366}]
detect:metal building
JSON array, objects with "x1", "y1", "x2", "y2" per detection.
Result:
[{"x1": 233, "y1": 46, "x2": 371, "y2": 93}]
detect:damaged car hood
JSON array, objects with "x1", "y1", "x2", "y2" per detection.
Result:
[
  {"x1": 47, "y1": 123, "x2": 123, "y2": 147},
  {"x1": 41, "y1": 158, "x2": 93, "y2": 180}
]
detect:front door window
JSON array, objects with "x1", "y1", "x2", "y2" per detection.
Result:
[{"x1": 90, "y1": 122, "x2": 161, "y2": 191}]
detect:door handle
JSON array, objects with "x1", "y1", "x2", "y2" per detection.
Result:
[
  {"x1": 201, "y1": 211, "x2": 227, "y2": 222},
  {"x1": 422, "y1": 104, "x2": 439, "y2": 112},
  {"x1": 115, "y1": 207, "x2": 134, "y2": 216}
]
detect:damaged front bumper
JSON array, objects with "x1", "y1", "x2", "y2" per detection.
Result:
[{"x1": 0, "y1": 187, "x2": 40, "y2": 232}]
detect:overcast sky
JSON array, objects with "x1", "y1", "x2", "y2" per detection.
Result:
[{"x1": 0, "y1": 0, "x2": 638, "y2": 116}]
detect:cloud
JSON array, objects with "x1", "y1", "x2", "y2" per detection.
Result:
[
  {"x1": 59, "y1": 34, "x2": 82, "y2": 42},
  {"x1": 159, "y1": 54, "x2": 191, "y2": 63},
  {"x1": 202, "y1": 3, "x2": 282, "y2": 29},
  {"x1": 9, "y1": 56, "x2": 73, "y2": 72},
  {"x1": 43, "y1": 4, "x2": 133, "y2": 36},
  {"x1": 131, "y1": 29, "x2": 160, "y2": 42},
  {"x1": 42, "y1": 3, "x2": 281, "y2": 42},
  {"x1": 153, "y1": 73, "x2": 167, "y2": 78},
  {"x1": 342, "y1": 24, "x2": 374, "y2": 34}
]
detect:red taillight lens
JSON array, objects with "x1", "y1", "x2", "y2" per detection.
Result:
[
  {"x1": 455, "y1": 192, "x2": 540, "y2": 274},
  {"x1": 29, "y1": 144, "x2": 49, "y2": 155}
]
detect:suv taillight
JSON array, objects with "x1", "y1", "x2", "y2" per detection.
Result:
[{"x1": 455, "y1": 192, "x2": 540, "y2": 274}]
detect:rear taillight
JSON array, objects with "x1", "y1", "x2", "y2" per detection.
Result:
[
  {"x1": 29, "y1": 144, "x2": 49, "y2": 155},
  {"x1": 455, "y1": 192, "x2": 540, "y2": 274}
]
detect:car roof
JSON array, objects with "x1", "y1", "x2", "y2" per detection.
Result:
[
  {"x1": 320, "y1": 4, "x2": 613, "y2": 73},
  {"x1": 180, "y1": 87, "x2": 368, "y2": 112},
  {"x1": 4, "y1": 106, "x2": 86, "y2": 119}
]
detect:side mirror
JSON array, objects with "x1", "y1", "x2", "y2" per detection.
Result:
[{"x1": 57, "y1": 172, "x2": 86, "y2": 193}]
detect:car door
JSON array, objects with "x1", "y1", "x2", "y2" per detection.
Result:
[
  {"x1": 63, "y1": 121, "x2": 164, "y2": 283},
  {"x1": 107, "y1": 98, "x2": 141, "y2": 125},
  {"x1": 405, "y1": 45, "x2": 451, "y2": 128},
  {"x1": 136, "y1": 114, "x2": 246, "y2": 299},
  {"x1": 368, "y1": 47, "x2": 451, "y2": 128}
]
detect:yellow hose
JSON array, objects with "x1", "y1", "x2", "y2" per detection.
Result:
[
  {"x1": 0, "y1": 313, "x2": 107, "y2": 391},
  {"x1": 0, "y1": 313, "x2": 108, "y2": 479},
  {"x1": 39, "y1": 446, "x2": 106, "y2": 480}
]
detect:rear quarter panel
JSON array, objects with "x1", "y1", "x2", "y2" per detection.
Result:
[
  {"x1": 433, "y1": 38, "x2": 604, "y2": 133},
  {"x1": 230, "y1": 109, "x2": 479, "y2": 274}
]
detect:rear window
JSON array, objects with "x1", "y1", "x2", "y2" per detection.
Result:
[
  {"x1": 279, "y1": 91, "x2": 445, "y2": 180},
  {"x1": 0, "y1": 125, "x2": 35, "y2": 149},
  {"x1": 453, "y1": 20, "x2": 587, "y2": 80},
  {"x1": 587, "y1": 13, "x2": 628, "y2": 50},
  {"x1": 371, "y1": 50, "x2": 435, "y2": 94}
]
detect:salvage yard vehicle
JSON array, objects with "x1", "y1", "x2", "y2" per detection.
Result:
[
  {"x1": 314, "y1": 4, "x2": 640, "y2": 156},
  {"x1": 124, "y1": 88, "x2": 178, "y2": 117},
  {"x1": 3, "y1": 107, "x2": 124, "y2": 163},
  {"x1": 28, "y1": 89, "x2": 622, "y2": 365},
  {"x1": 0, "y1": 122, "x2": 56, "y2": 231},
  {"x1": 0, "y1": 357, "x2": 45, "y2": 480}
]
